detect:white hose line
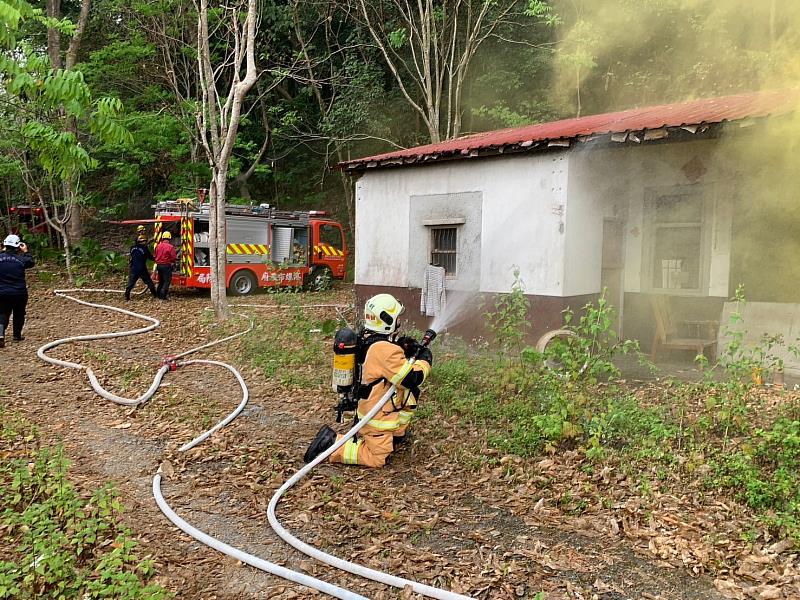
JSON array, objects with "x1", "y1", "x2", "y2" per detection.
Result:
[
  {"x1": 38, "y1": 288, "x2": 365, "y2": 599},
  {"x1": 37, "y1": 288, "x2": 254, "y2": 406},
  {"x1": 267, "y1": 364, "x2": 475, "y2": 600},
  {"x1": 152, "y1": 472, "x2": 366, "y2": 600},
  {"x1": 175, "y1": 359, "x2": 248, "y2": 452}
]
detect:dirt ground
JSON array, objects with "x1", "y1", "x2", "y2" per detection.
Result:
[{"x1": 2, "y1": 274, "x2": 795, "y2": 600}]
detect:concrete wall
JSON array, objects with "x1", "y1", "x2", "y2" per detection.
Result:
[
  {"x1": 566, "y1": 139, "x2": 737, "y2": 298},
  {"x1": 719, "y1": 301, "x2": 800, "y2": 376},
  {"x1": 408, "y1": 192, "x2": 482, "y2": 291},
  {"x1": 355, "y1": 152, "x2": 570, "y2": 295}
]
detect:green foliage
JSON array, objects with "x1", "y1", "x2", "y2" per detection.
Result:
[
  {"x1": 387, "y1": 27, "x2": 407, "y2": 49},
  {"x1": 543, "y1": 291, "x2": 639, "y2": 382},
  {"x1": 0, "y1": 411, "x2": 171, "y2": 599},
  {"x1": 14, "y1": 223, "x2": 60, "y2": 262},
  {"x1": 697, "y1": 285, "x2": 796, "y2": 437},
  {"x1": 709, "y1": 418, "x2": 800, "y2": 543},
  {"x1": 0, "y1": 0, "x2": 33, "y2": 49},
  {"x1": 484, "y1": 266, "x2": 530, "y2": 354},
  {"x1": 72, "y1": 238, "x2": 128, "y2": 279},
  {"x1": 242, "y1": 293, "x2": 344, "y2": 389},
  {"x1": 429, "y1": 349, "x2": 671, "y2": 458},
  {"x1": 525, "y1": 0, "x2": 560, "y2": 26}
]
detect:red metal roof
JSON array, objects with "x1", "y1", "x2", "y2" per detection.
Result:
[{"x1": 341, "y1": 89, "x2": 799, "y2": 170}]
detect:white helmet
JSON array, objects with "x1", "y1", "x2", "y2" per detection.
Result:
[
  {"x1": 3, "y1": 234, "x2": 21, "y2": 248},
  {"x1": 364, "y1": 293, "x2": 404, "y2": 334}
]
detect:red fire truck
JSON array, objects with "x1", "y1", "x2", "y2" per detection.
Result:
[
  {"x1": 6, "y1": 204, "x2": 54, "y2": 237},
  {"x1": 121, "y1": 199, "x2": 348, "y2": 295}
]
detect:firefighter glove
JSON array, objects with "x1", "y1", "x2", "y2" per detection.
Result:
[
  {"x1": 396, "y1": 336, "x2": 421, "y2": 358},
  {"x1": 417, "y1": 346, "x2": 433, "y2": 366}
]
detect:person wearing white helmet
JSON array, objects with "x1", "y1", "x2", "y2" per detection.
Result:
[
  {"x1": 304, "y1": 293, "x2": 433, "y2": 467},
  {"x1": 0, "y1": 234, "x2": 35, "y2": 347}
]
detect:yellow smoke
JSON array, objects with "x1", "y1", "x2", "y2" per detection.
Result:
[{"x1": 550, "y1": 0, "x2": 800, "y2": 115}]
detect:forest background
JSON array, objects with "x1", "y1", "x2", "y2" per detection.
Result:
[{"x1": 1, "y1": 0, "x2": 798, "y2": 248}]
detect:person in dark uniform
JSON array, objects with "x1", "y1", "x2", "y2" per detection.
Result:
[
  {"x1": 0, "y1": 234, "x2": 35, "y2": 347},
  {"x1": 125, "y1": 235, "x2": 157, "y2": 300}
]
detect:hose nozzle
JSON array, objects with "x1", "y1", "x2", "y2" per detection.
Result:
[{"x1": 422, "y1": 329, "x2": 437, "y2": 347}]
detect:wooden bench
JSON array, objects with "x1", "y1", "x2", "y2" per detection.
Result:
[{"x1": 650, "y1": 295, "x2": 718, "y2": 363}]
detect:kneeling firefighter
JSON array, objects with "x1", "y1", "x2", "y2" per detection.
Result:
[{"x1": 304, "y1": 293, "x2": 433, "y2": 467}]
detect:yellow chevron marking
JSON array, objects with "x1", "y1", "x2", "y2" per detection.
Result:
[
  {"x1": 313, "y1": 245, "x2": 320, "y2": 253},
  {"x1": 225, "y1": 243, "x2": 271, "y2": 255}
]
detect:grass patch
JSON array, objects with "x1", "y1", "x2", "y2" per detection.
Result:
[
  {"x1": 427, "y1": 343, "x2": 800, "y2": 545},
  {"x1": 242, "y1": 298, "x2": 342, "y2": 389},
  {"x1": 0, "y1": 410, "x2": 171, "y2": 599},
  {"x1": 707, "y1": 417, "x2": 800, "y2": 544}
]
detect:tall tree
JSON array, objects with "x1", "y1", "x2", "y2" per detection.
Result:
[
  {"x1": 354, "y1": 0, "x2": 557, "y2": 142},
  {"x1": 289, "y1": 0, "x2": 392, "y2": 234},
  {"x1": 195, "y1": 0, "x2": 259, "y2": 319},
  {"x1": 0, "y1": 0, "x2": 130, "y2": 279},
  {"x1": 44, "y1": 0, "x2": 93, "y2": 242}
]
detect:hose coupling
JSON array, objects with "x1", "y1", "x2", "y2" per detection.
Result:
[{"x1": 161, "y1": 355, "x2": 179, "y2": 371}]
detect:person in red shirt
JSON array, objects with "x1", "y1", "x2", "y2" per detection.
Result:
[{"x1": 154, "y1": 231, "x2": 177, "y2": 300}]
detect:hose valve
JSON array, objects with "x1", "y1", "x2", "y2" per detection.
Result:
[{"x1": 161, "y1": 356, "x2": 179, "y2": 371}]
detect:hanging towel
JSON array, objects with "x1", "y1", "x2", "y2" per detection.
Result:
[{"x1": 420, "y1": 264, "x2": 446, "y2": 316}]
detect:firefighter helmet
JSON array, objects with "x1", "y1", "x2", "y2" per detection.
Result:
[
  {"x1": 3, "y1": 234, "x2": 21, "y2": 248},
  {"x1": 161, "y1": 231, "x2": 172, "y2": 240},
  {"x1": 364, "y1": 293, "x2": 404, "y2": 334}
]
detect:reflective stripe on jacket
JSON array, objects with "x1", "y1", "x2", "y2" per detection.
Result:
[{"x1": 357, "y1": 339, "x2": 430, "y2": 435}]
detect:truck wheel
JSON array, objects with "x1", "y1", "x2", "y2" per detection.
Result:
[
  {"x1": 306, "y1": 266, "x2": 332, "y2": 291},
  {"x1": 229, "y1": 270, "x2": 257, "y2": 296}
]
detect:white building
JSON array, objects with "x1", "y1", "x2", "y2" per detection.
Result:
[{"x1": 341, "y1": 90, "x2": 800, "y2": 368}]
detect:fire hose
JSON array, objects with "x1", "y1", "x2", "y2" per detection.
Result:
[{"x1": 37, "y1": 288, "x2": 473, "y2": 600}]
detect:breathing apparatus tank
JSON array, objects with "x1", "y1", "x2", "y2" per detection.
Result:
[{"x1": 332, "y1": 328, "x2": 358, "y2": 392}]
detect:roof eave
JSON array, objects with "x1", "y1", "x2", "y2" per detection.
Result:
[{"x1": 339, "y1": 121, "x2": 736, "y2": 173}]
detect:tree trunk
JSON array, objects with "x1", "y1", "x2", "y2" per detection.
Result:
[
  {"x1": 65, "y1": 0, "x2": 92, "y2": 70},
  {"x1": 208, "y1": 177, "x2": 229, "y2": 318},
  {"x1": 46, "y1": 0, "x2": 62, "y2": 69},
  {"x1": 197, "y1": 0, "x2": 259, "y2": 320}
]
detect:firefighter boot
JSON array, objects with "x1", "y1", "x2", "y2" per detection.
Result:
[{"x1": 304, "y1": 425, "x2": 337, "y2": 463}]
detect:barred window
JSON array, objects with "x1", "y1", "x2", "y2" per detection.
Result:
[{"x1": 431, "y1": 227, "x2": 457, "y2": 275}]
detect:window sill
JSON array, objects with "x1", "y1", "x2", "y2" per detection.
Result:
[
  {"x1": 647, "y1": 288, "x2": 706, "y2": 297},
  {"x1": 423, "y1": 218, "x2": 466, "y2": 226}
]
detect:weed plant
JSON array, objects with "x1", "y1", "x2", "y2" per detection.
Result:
[
  {"x1": 427, "y1": 281, "x2": 800, "y2": 546},
  {"x1": 0, "y1": 411, "x2": 170, "y2": 599},
  {"x1": 242, "y1": 291, "x2": 344, "y2": 389}
]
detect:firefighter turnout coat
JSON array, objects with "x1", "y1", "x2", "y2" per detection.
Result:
[{"x1": 329, "y1": 339, "x2": 431, "y2": 467}]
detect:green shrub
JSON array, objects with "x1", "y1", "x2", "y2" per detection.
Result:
[
  {"x1": 709, "y1": 418, "x2": 800, "y2": 542},
  {"x1": 0, "y1": 412, "x2": 170, "y2": 599},
  {"x1": 543, "y1": 291, "x2": 639, "y2": 382},
  {"x1": 484, "y1": 266, "x2": 530, "y2": 354}
]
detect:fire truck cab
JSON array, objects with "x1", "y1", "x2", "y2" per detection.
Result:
[{"x1": 140, "y1": 200, "x2": 347, "y2": 295}]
